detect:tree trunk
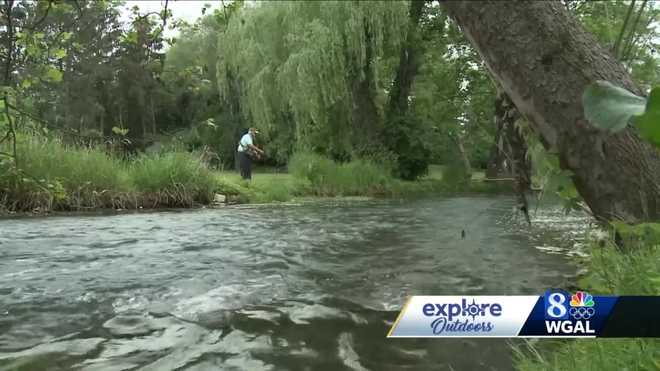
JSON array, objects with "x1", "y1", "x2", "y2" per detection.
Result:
[
  {"x1": 442, "y1": 1, "x2": 660, "y2": 222},
  {"x1": 386, "y1": 0, "x2": 425, "y2": 118},
  {"x1": 150, "y1": 95, "x2": 156, "y2": 135},
  {"x1": 451, "y1": 133, "x2": 472, "y2": 176},
  {"x1": 1, "y1": 0, "x2": 15, "y2": 86},
  {"x1": 350, "y1": 22, "x2": 382, "y2": 155}
]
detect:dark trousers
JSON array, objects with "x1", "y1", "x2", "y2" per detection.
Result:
[{"x1": 238, "y1": 151, "x2": 252, "y2": 180}]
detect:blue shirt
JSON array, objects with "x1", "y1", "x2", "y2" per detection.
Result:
[{"x1": 237, "y1": 133, "x2": 253, "y2": 152}]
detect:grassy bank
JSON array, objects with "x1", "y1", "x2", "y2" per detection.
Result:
[
  {"x1": 213, "y1": 153, "x2": 511, "y2": 204},
  {"x1": 514, "y1": 236, "x2": 660, "y2": 370},
  {"x1": 0, "y1": 138, "x2": 511, "y2": 213},
  {"x1": 0, "y1": 136, "x2": 216, "y2": 212}
]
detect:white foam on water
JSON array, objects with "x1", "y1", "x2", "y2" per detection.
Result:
[
  {"x1": 239, "y1": 309, "x2": 282, "y2": 325},
  {"x1": 337, "y1": 332, "x2": 369, "y2": 371},
  {"x1": 0, "y1": 337, "x2": 106, "y2": 361},
  {"x1": 283, "y1": 303, "x2": 352, "y2": 325}
]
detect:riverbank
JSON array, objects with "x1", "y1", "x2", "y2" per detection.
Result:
[
  {"x1": 214, "y1": 164, "x2": 510, "y2": 205},
  {"x1": 0, "y1": 137, "x2": 512, "y2": 215},
  {"x1": 514, "y1": 233, "x2": 660, "y2": 370}
]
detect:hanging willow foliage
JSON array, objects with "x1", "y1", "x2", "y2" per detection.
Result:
[{"x1": 217, "y1": 1, "x2": 409, "y2": 160}]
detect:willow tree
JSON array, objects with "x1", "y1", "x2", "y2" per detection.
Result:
[{"x1": 217, "y1": 1, "x2": 409, "y2": 162}]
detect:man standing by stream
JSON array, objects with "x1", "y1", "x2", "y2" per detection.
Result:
[{"x1": 237, "y1": 127, "x2": 264, "y2": 181}]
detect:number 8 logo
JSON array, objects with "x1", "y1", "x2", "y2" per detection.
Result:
[{"x1": 544, "y1": 291, "x2": 568, "y2": 319}]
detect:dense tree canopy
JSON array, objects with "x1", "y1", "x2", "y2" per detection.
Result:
[{"x1": 1, "y1": 0, "x2": 659, "y2": 185}]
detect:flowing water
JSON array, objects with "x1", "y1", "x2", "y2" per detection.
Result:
[{"x1": 0, "y1": 196, "x2": 592, "y2": 371}]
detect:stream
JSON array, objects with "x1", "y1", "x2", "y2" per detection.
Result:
[{"x1": 0, "y1": 196, "x2": 591, "y2": 370}]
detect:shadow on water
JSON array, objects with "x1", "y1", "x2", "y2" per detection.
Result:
[{"x1": 0, "y1": 196, "x2": 592, "y2": 370}]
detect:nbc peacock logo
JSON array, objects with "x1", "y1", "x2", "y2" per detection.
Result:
[{"x1": 569, "y1": 291, "x2": 595, "y2": 320}]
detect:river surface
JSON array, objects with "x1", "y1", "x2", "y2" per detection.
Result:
[{"x1": 0, "y1": 196, "x2": 592, "y2": 371}]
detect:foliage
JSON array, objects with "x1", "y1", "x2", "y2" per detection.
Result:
[
  {"x1": 383, "y1": 114, "x2": 431, "y2": 179},
  {"x1": 635, "y1": 88, "x2": 660, "y2": 147},
  {"x1": 0, "y1": 135, "x2": 217, "y2": 211},
  {"x1": 583, "y1": 80, "x2": 660, "y2": 147},
  {"x1": 441, "y1": 150, "x2": 472, "y2": 187},
  {"x1": 288, "y1": 151, "x2": 394, "y2": 196},
  {"x1": 218, "y1": 1, "x2": 409, "y2": 163},
  {"x1": 570, "y1": 0, "x2": 660, "y2": 90},
  {"x1": 129, "y1": 152, "x2": 217, "y2": 204},
  {"x1": 514, "y1": 239, "x2": 660, "y2": 371},
  {"x1": 582, "y1": 80, "x2": 647, "y2": 132},
  {"x1": 611, "y1": 221, "x2": 660, "y2": 248},
  {"x1": 507, "y1": 118, "x2": 582, "y2": 213},
  {"x1": 517, "y1": 72, "x2": 660, "y2": 371},
  {"x1": 1, "y1": 0, "x2": 659, "y2": 209},
  {"x1": 411, "y1": 12, "x2": 497, "y2": 170}
]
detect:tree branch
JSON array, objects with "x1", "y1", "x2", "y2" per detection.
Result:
[
  {"x1": 25, "y1": 0, "x2": 53, "y2": 31},
  {"x1": 614, "y1": 0, "x2": 636, "y2": 58},
  {"x1": 621, "y1": 0, "x2": 648, "y2": 61}
]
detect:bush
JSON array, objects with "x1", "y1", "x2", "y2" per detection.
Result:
[
  {"x1": 0, "y1": 135, "x2": 219, "y2": 211},
  {"x1": 12, "y1": 135, "x2": 131, "y2": 192},
  {"x1": 129, "y1": 152, "x2": 216, "y2": 205},
  {"x1": 288, "y1": 151, "x2": 393, "y2": 196},
  {"x1": 442, "y1": 151, "x2": 472, "y2": 188},
  {"x1": 383, "y1": 114, "x2": 431, "y2": 180},
  {"x1": 0, "y1": 135, "x2": 131, "y2": 210}
]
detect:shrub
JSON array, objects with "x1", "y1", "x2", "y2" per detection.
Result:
[
  {"x1": 288, "y1": 151, "x2": 393, "y2": 196},
  {"x1": 129, "y1": 152, "x2": 216, "y2": 206}
]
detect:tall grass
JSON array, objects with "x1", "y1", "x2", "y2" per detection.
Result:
[
  {"x1": 1, "y1": 137, "x2": 512, "y2": 212},
  {"x1": 513, "y1": 240, "x2": 660, "y2": 371},
  {"x1": 288, "y1": 151, "x2": 393, "y2": 196},
  {"x1": 0, "y1": 135, "x2": 217, "y2": 211},
  {"x1": 129, "y1": 152, "x2": 216, "y2": 206}
]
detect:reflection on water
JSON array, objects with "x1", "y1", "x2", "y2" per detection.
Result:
[{"x1": 0, "y1": 196, "x2": 591, "y2": 370}]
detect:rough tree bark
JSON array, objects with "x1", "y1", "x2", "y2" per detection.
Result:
[
  {"x1": 351, "y1": 22, "x2": 382, "y2": 155},
  {"x1": 386, "y1": 0, "x2": 425, "y2": 118},
  {"x1": 1, "y1": 0, "x2": 15, "y2": 86},
  {"x1": 442, "y1": 1, "x2": 660, "y2": 222}
]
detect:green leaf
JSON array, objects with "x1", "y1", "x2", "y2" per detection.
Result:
[
  {"x1": 26, "y1": 44, "x2": 39, "y2": 57},
  {"x1": 634, "y1": 87, "x2": 660, "y2": 147},
  {"x1": 582, "y1": 80, "x2": 646, "y2": 132},
  {"x1": 123, "y1": 31, "x2": 138, "y2": 45},
  {"x1": 60, "y1": 32, "x2": 73, "y2": 42},
  {"x1": 45, "y1": 68, "x2": 63, "y2": 83},
  {"x1": 112, "y1": 126, "x2": 129, "y2": 136},
  {"x1": 53, "y1": 48, "x2": 67, "y2": 59}
]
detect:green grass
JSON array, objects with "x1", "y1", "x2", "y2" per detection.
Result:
[
  {"x1": 513, "y1": 238, "x2": 660, "y2": 371},
  {"x1": 1, "y1": 137, "x2": 512, "y2": 212},
  {"x1": 287, "y1": 152, "x2": 394, "y2": 196},
  {"x1": 129, "y1": 152, "x2": 216, "y2": 206},
  {"x1": 0, "y1": 136, "x2": 218, "y2": 211},
  {"x1": 214, "y1": 171, "x2": 307, "y2": 204},
  {"x1": 209, "y1": 153, "x2": 509, "y2": 204}
]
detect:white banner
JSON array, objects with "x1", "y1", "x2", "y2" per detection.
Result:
[{"x1": 388, "y1": 296, "x2": 539, "y2": 338}]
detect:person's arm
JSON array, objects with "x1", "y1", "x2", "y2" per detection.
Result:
[{"x1": 248, "y1": 143, "x2": 264, "y2": 154}]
